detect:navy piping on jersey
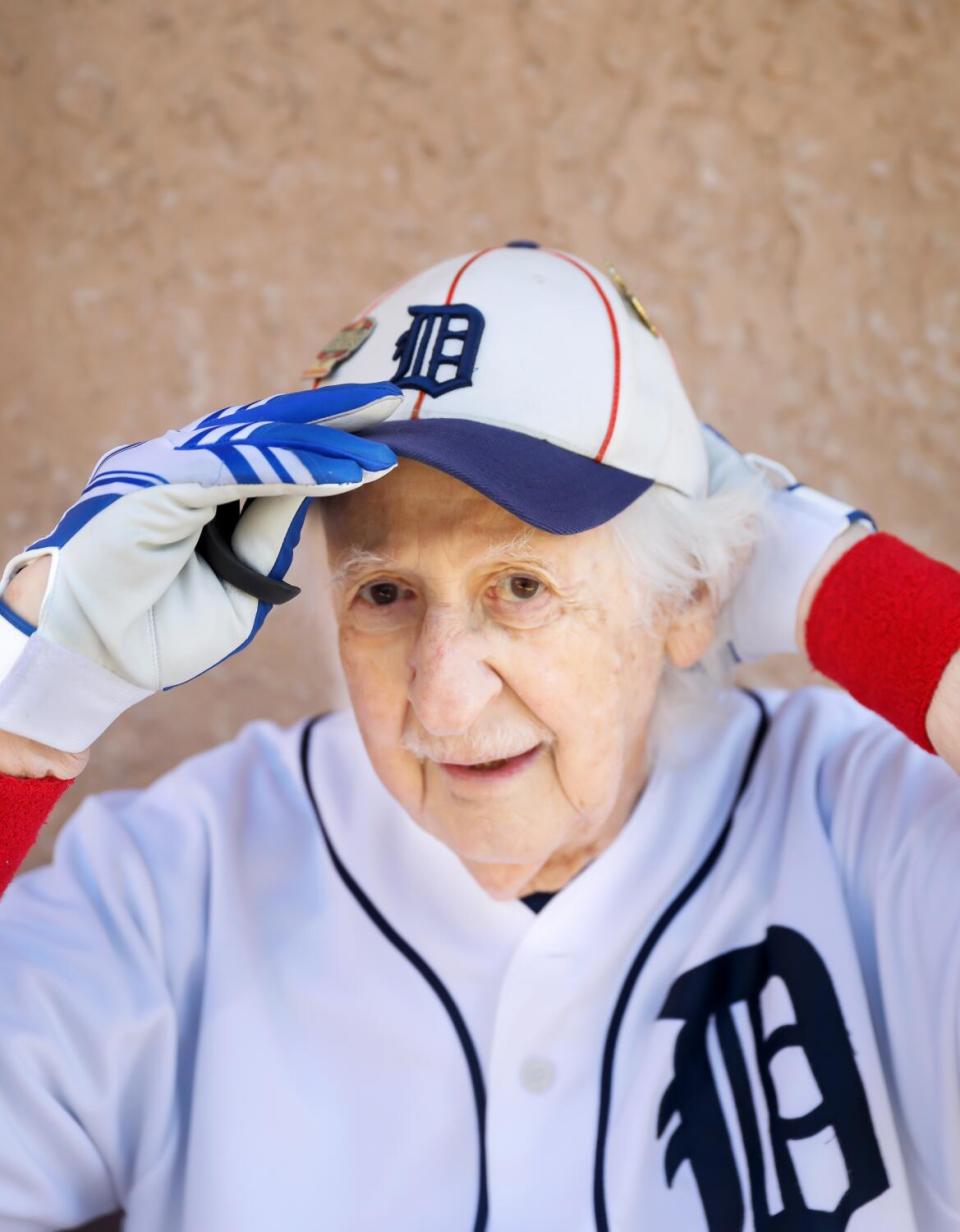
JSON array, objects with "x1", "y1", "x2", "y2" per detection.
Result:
[
  {"x1": 299, "y1": 717, "x2": 489, "y2": 1232},
  {"x1": 592, "y1": 689, "x2": 770, "y2": 1232},
  {"x1": 301, "y1": 693, "x2": 769, "y2": 1232}
]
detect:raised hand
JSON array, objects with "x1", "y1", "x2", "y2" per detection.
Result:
[
  {"x1": 702, "y1": 424, "x2": 875, "y2": 663},
  {"x1": 0, "y1": 383, "x2": 401, "y2": 752}
]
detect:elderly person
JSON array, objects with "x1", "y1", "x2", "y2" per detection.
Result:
[{"x1": 0, "y1": 245, "x2": 958, "y2": 1231}]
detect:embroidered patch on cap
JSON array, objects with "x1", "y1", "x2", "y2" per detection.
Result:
[{"x1": 303, "y1": 316, "x2": 376, "y2": 385}]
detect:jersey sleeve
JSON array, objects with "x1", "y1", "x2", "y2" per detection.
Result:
[
  {"x1": 0, "y1": 778, "x2": 211, "y2": 1230},
  {"x1": 815, "y1": 694, "x2": 960, "y2": 1223}
]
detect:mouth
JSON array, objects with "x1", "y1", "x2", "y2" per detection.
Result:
[{"x1": 439, "y1": 744, "x2": 542, "y2": 782}]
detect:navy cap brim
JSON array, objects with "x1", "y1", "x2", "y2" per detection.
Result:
[{"x1": 358, "y1": 418, "x2": 653, "y2": 535}]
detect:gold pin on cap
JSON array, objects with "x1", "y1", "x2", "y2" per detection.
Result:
[
  {"x1": 606, "y1": 265, "x2": 660, "y2": 338},
  {"x1": 303, "y1": 316, "x2": 376, "y2": 385}
]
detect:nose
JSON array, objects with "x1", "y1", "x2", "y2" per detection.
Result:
[{"x1": 408, "y1": 608, "x2": 502, "y2": 737}]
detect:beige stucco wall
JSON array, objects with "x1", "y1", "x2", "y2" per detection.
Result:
[{"x1": 2, "y1": 0, "x2": 958, "y2": 869}]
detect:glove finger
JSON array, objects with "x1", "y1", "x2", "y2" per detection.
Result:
[
  {"x1": 204, "y1": 441, "x2": 368, "y2": 489},
  {"x1": 702, "y1": 423, "x2": 798, "y2": 495},
  {"x1": 188, "y1": 384, "x2": 402, "y2": 433},
  {"x1": 263, "y1": 443, "x2": 395, "y2": 487},
  {"x1": 702, "y1": 423, "x2": 755, "y2": 495},
  {"x1": 298, "y1": 384, "x2": 404, "y2": 433},
  {"x1": 194, "y1": 421, "x2": 396, "y2": 472},
  {"x1": 230, "y1": 493, "x2": 310, "y2": 580}
]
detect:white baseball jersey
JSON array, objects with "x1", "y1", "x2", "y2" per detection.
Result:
[{"x1": 1, "y1": 686, "x2": 959, "y2": 1231}]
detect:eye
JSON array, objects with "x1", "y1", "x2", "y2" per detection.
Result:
[
  {"x1": 486, "y1": 572, "x2": 557, "y2": 628},
  {"x1": 346, "y1": 578, "x2": 419, "y2": 632},
  {"x1": 358, "y1": 580, "x2": 404, "y2": 606},
  {"x1": 507, "y1": 575, "x2": 542, "y2": 600}
]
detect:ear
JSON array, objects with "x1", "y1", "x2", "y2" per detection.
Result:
[{"x1": 663, "y1": 585, "x2": 718, "y2": 669}]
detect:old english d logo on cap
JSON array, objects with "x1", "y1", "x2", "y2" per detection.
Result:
[{"x1": 391, "y1": 303, "x2": 485, "y2": 399}]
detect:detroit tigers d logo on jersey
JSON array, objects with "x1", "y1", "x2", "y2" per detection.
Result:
[
  {"x1": 391, "y1": 303, "x2": 485, "y2": 398},
  {"x1": 657, "y1": 927, "x2": 889, "y2": 1230}
]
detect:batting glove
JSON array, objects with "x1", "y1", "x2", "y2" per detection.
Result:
[
  {"x1": 0, "y1": 383, "x2": 401, "y2": 752},
  {"x1": 703, "y1": 424, "x2": 876, "y2": 662}
]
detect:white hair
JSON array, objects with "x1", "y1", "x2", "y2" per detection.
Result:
[{"x1": 608, "y1": 468, "x2": 772, "y2": 756}]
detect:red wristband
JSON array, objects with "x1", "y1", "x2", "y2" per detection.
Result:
[
  {"x1": 0, "y1": 773, "x2": 74, "y2": 897},
  {"x1": 805, "y1": 533, "x2": 960, "y2": 752}
]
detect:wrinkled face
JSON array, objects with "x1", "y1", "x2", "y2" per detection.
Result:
[{"x1": 321, "y1": 460, "x2": 707, "y2": 900}]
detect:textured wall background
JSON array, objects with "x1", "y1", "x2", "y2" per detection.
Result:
[{"x1": 2, "y1": 0, "x2": 959, "y2": 870}]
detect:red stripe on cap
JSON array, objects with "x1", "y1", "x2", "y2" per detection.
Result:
[
  {"x1": 544, "y1": 249, "x2": 621, "y2": 463},
  {"x1": 411, "y1": 248, "x2": 496, "y2": 419},
  {"x1": 445, "y1": 247, "x2": 494, "y2": 304}
]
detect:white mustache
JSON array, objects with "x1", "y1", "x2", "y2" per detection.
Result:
[{"x1": 401, "y1": 720, "x2": 554, "y2": 765}]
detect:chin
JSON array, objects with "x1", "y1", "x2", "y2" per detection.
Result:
[
  {"x1": 431, "y1": 812, "x2": 557, "y2": 867},
  {"x1": 457, "y1": 838, "x2": 548, "y2": 867},
  {"x1": 459, "y1": 855, "x2": 546, "y2": 901}
]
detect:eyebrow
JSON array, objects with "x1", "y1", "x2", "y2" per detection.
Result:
[
  {"x1": 328, "y1": 528, "x2": 550, "y2": 586},
  {"x1": 328, "y1": 549, "x2": 395, "y2": 587}
]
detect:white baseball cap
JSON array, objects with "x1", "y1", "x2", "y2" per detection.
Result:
[{"x1": 305, "y1": 242, "x2": 707, "y2": 534}]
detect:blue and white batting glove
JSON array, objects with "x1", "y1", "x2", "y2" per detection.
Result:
[
  {"x1": 0, "y1": 382, "x2": 401, "y2": 752},
  {"x1": 703, "y1": 425, "x2": 876, "y2": 662}
]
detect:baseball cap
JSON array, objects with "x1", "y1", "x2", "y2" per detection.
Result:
[{"x1": 305, "y1": 242, "x2": 707, "y2": 534}]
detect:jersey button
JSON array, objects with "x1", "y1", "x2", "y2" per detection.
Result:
[{"x1": 520, "y1": 1055, "x2": 556, "y2": 1093}]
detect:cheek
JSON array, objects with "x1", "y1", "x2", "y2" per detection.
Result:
[
  {"x1": 338, "y1": 630, "x2": 405, "y2": 736},
  {"x1": 528, "y1": 621, "x2": 663, "y2": 819},
  {"x1": 338, "y1": 630, "x2": 424, "y2": 801}
]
